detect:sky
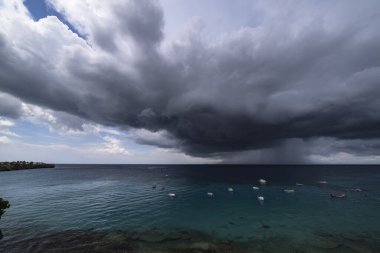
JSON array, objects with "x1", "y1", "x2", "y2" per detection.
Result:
[{"x1": 0, "y1": 0, "x2": 380, "y2": 164}]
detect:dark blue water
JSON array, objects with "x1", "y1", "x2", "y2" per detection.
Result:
[{"x1": 0, "y1": 165, "x2": 380, "y2": 252}]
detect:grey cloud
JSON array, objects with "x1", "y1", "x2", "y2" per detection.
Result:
[
  {"x1": 131, "y1": 129, "x2": 179, "y2": 149},
  {"x1": 310, "y1": 137, "x2": 380, "y2": 158},
  {"x1": 1, "y1": 0, "x2": 380, "y2": 162},
  {"x1": 51, "y1": 111, "x2": 87, "y2": 133},
  {"x1": 0, "y1": 92, "x2": 23, "y2": 118},
  {"x1": 114, "y1": 0, "x2": 163, "y2": 47}
]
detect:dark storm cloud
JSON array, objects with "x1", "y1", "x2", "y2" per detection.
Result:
[
  {"x1": 221, "y1": 139, "x2": 311, "y2": 164},
  {"x1": 1, "y1": 0, "x2": 380, "y2": 161}
]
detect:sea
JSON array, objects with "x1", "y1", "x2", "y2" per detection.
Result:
[{"x1": 0, "y1": 164, "x2": 379, "y2": 253}]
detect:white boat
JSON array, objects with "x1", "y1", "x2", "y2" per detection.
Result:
[
  {"x1": 259, "y1": 179, "x2": 267, "y2": 185},
  {"x1": 283, "y1": 189, "x2": 295, "y2": 193},
  {"x1": 168, "y1": 193, "x2": 176, "y2": 198},
  {"x1": 318, "y1": 181, "x2": 328, "y2": 184},
  {"x1": 228, "y1": 187, "x2": 234, "y2": 192},
  {"x1": 257, "y1": 196, "x2": 264, "y2": 201},
  {"x1": 207, "y1": 192, "x2": 214, "y2": 197},
  {"x1": 330, "y1": 193, "x2": 346, "y2": 199},
  {"x1": 252, "y1": 186, "x2": 260, "y2": 190},
  {"x1": 296, "y1": 183, "x2": 303, "y2": 186}
]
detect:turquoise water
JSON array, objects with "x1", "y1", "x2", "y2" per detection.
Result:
[{"x1": 0, "y1": 165, "x2": 380, "y2": 252}]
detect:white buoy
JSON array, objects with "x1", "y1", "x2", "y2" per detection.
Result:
[
  {"x1": 257, "y1": 196, "x2": 264, "y2": 201},
  {"x1": 259, "y1": 179, "x2": 267, "y2": 185},
  {"x1": 168, "y1": 193, "x2": 176, "y2": 198},
  {"x1": 252, "y1": 186, "x2": 260, "y2": 190},
  {"x1": 207, "y1": 192, "x2": 214, "y2": 197},
  {"x1": 228, "y1": 187, "x2": 234, "y2": 192}
]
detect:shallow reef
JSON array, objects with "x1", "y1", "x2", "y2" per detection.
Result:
[{"x1": 0, "y1": 228, "x2": 379, "y2": 253}]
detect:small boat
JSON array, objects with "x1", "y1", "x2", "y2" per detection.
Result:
[
  {"x1": 252, "y1": 186, "x2": 260, "y2": 190},
  {"x1": 283, "y1": 189, "x2": 295, "y2": 193},
  {"x1": 350, "y1": 188, "x2": 362, "y2": 192},
  {"x1": 152, "y1": 185, "x2": 157, "y2": 189},
  {"x1": 228, "y1": 187, "x2": 234, "y2": 192},
  {"x1": 318, "y1": 181, "x2": 328, "y2": 184},
  {"x1": 257, "y1": 196, "x2": 264, "y2": 201},
  {"x1": 168, "y1": 193, "x2": 176, "y2": 198},
  {"x1": 330, "y1": 193, "x2": 346, "y2": 199},
  {"x1": 296, "y1": 183, "x2": 303, "y2": 186},
  {"x1": 259, "y1": 179, "x2": 267, "y2": 185},
  {"x1": 207, "y1": 192, "x2": 214, "y2": 197}
]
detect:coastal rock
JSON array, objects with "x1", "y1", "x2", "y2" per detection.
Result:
[
  {"x1": 0, "y1": 198, "x2": 10, "y2": 240},
  {"x1": 0, "y1": 161, "x2": 55, "y2": 172}
]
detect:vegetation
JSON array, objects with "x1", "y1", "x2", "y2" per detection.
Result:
[
  {"x1": 0, "y1": 161, "x2": 55, "y2": 171},
  {"x1": 0, "y1": 198, "x2": 10, "y2": 240}
]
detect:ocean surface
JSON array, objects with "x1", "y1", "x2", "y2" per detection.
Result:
[{"x1": 0, "y1": 164, "x2": 380, "y2": 252}]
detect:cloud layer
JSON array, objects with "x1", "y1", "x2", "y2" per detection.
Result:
[{"x1": 1, "y1": 0, "x2": 380, "y2": 163}]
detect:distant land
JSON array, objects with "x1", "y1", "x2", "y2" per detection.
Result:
[{"x1": 0, "y1": 161, "x2": 55, "y2": 172}]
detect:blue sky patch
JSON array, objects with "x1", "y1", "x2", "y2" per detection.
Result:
[{"x1": 23, "y1": 0, "x2": 84, "y2": 39}]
